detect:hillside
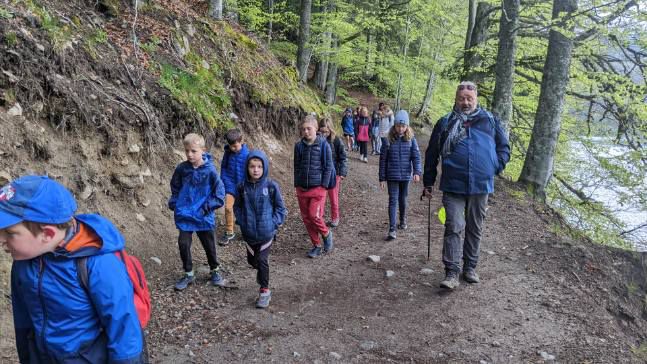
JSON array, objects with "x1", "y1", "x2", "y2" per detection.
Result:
[{"x1": 1, "y1": 1, "x2": 647, "y2": 363}]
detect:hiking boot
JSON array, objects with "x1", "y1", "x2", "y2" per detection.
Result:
[
  {"x1": 210, "y1": 270, "x2": 226, "y2": 287},
  {"x1": 327, "y1": 218, "x2": 340, "y2": 228},
  {"x1": 219, "y1": 232, "x2": 236, "y2": 246},
  {"x1": 440, "y1": 272, "x2": 460, "y2": 290},
  {"x1": 397, "y1": 223, "x2": 408, "y2": 230},
  {"x1": 385, "y1": 230, "x2": 397, "y2": 241},
  {"x1": 174, "y1": 274, "x2": 195, "y2": 291},
  {"x1": 256, "y1": 290, "x2": 271, "y2": 309},
  {"x1": 462, "y1": 269, "x2": 480, "y2": 284},
  {"x1": 307, "y1": 246, "x2": 322, "y2": 258},
  {"x1": 322, "y1": 231, "x2": 334, "y2": 253}
]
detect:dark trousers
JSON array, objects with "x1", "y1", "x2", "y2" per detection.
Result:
[
  {"x1": 178, "y1": 230, "x2": 219, "y2": 272},
  {"x1": 246, "y1": 241, "x2": 272, "y2": 290},
  {"x1": 387, "y1": 181, "x2": 409, "y2": 231},
  {"x1": 441, "y1": 192, "x2": 488, "y2": 274},
  {"x1": 358, "y1": 141, "x2": 368, "y2": 158}
]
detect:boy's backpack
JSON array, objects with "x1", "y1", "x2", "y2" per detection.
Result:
[
  {"x1": 319, "y1": 138, "x2": 337, "y2": 189},
  {"x1": 76, "y1": 250, "x2": 152, "y2": 328}
]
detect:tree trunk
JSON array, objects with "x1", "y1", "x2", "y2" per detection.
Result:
[
  {"x1": 267, "y1": 0, "x2": 274, "y2": 44},
  {"x1": 519, "y1": 0, "x2": 578, "y2": 199},
  {"x1": 314, "y1": 31, "x2": 331, "y2": 90},
  {"x1": 395, "y1": 9, "x2": 411, "y2": 111},
  {"x1": 364, "y1": 31, "x2": 373, "y2": 78},
  {"x1": 417, "y1": 47, "x2": 440, "y2": 118},
  {"x1": 296, "y1": 0, "x2": 313, "y2": 83},
  {"x1": 465, "y1": 0, "x2": 477, "y2": 50},
  {"x1": 463, "y1": 1, "x2": 492, "y2": 83},
  {"x1": 209, "y1": 0, "x2": 223, "y2": 20},
  {"x1": 325, "y1": 37, "x2": 339, "y2": 104},
  {"x1": 491, "y1": 0, "x2": 520, "y2": 136}
]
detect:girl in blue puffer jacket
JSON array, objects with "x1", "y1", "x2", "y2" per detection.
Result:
[
  {"x1": 234, "y1": 150, "x2": 287, "y2": 308},
  {"x1": 379, "y1": 110, "x2": 422, "y2": 241}
]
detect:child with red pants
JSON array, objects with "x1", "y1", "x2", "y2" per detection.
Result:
[
  {"x1": 318, "y1": 117, "x2": 348, "y2": 227},
  {"x1": 294, "y1": 115, "x2": 335, "y2": 258}
]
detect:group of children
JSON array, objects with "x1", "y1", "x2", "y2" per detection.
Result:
[
  {"x1": 342, "y1": 103, "x2": 396, "y2": 163},
  {"x1": 0, "y1": 106, "x2": 420, "y2": 362}
]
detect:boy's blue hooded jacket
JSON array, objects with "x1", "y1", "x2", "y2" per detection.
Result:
[
  {"x1": 11, "y1": 214, "x2": 145, "y2": 363},
  {"x1": 234, "y1": 150, "x2": 287, "y2": 245},
  {"x1": 293, "y1": 135, "x2": 334, "y2": 190},
  {"x1": 341, "y1": 108, "x2": 355, "y2": 136},
  {"x1": 220, "y1": 143, "x2": 249, "y2": 196},
  {"x1": 168, "y1": 153, "x2": 225, "y2": 231}
]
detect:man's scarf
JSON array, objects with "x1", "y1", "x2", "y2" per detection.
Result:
[{"x1": 441, "y1": 106, "x2": 481, "y2": 158}]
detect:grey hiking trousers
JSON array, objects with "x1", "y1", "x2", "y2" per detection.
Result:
[{"x1": 442, "y1": 192, "x2": 488, "y2": 274}]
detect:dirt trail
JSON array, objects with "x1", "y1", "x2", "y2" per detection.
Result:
[{"x1": 146, "y1": 138, "x2": 647, "y2": 363}]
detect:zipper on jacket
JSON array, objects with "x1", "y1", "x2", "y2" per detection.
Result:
[
  {"x1": 305, "y1": 142, "x2": 310, "y2": 188},
  {"x1": 38, "y1": 257, "x2": 48, "y2": 350}
]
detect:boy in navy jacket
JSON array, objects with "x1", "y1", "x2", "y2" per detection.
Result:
[
  {"x1": 220, "y1": 129, "x2": 249, "y2": 245},
  {"x1": 0, "y1": 176, "x2": 147, "y2": 363},
  {"x1": 169, "y1": 133, "x2": 226, "y2": 291},
  {"x1": 234, "y1": 150, "x2": 287, "y2": 308}
]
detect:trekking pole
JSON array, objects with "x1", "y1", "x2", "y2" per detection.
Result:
[{"x1": 427, "y1": 196, "x2": 431, "y2": 261}]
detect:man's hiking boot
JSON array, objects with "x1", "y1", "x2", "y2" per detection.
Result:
[
  {"x1": 307, "y1": 245, "x2": 322, "y2": 258},
  {"x1": 385, "y1": 230, "x2": 397, "y2": 241},
  {"x1": 397, "y1": 223, "x2": 408, "y2": 230},
  {"x1": 174, "y1": 274, "x2": 195, "y2": 291},
  {"x1": 462, "y1": 269, "x2": 480, "y2": 284},
  {"x1": 322, "y1": 231, "x2": 334, "y2": 253},
  {"x1": 327, "y1": 218, "x2": 340, "y2": 228},
  {"x1": 440, "y1": 272, "x2": 460, "y2": 290},
  {"x1": 256, "y1": 290, "x2": 271, "y2": 309},
  {"x1": 210, "y1": 270, "x2": 227, "y2": 287},
  {"x1": 219, "y1": 232, "x2": 236, "y2": 246}
]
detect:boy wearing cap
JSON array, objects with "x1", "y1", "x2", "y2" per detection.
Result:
[
  {"x1": 0, "y1": 175, "x2": 147, "y2": 363},
  {"x1": 379, "y1": 110, "x2": 422, "y2": 240}
]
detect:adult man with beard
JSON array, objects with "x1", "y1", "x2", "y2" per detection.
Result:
[{"x1": 422, "y1": 81, "x2": 510, "y2": 289}]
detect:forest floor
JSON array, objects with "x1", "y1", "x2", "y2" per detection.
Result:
[{"x1": 143, "y1": 137, "x2": 647, "y2": 363}]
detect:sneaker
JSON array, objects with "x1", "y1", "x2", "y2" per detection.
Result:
[
  {"x1": 462, "y1": 269, "x2": 480, "y2": 284},
  {"x1": 322, "y1": 231, "x2": 334, "y2": 253},
  {"x1": 327, "y1": 218, "x2": 340, "y2": 228},
  {"x1": 210, "y1": 270, "x2": 227, "y2": 287},
  {"x1": 385, "y1": 230, "x2": 396, "y2": 241},
  {"x1": 397, "y1": 223, "x2": 408, "y2": 230},
  {"x1": 307, "y1": 246, "x2": 322, "y2": 258},
  {"x1": 174, "y1": 274, "x2": 195, "y2": 291},
  {"x1": 363, "y1": 157, "x2": 368, "y2": 163},
  {"x1": 219, "y1": 232, "x2": 236, "y2": 246},
  {"x1": 440, "y1": 272, "x2": 460, "y2": 289},
  {"x1": 256, "y1": 290, "x2": 272, "y2": 309}
]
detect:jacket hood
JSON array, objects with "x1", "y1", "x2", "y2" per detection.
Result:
[
  {"x1": 245, "y1": 149, "x2": 270, "y2": 183},
  {"x1": 55, "y1": 214, "x2": 125, "y2": 258},
  {"x1": 344, "y1": 107, "x2": 353, "y2": 113},
  {"x1": 394, "y1": 110, "x2": 410, "y2": 125},
  {"x1": 224, "y1": 143, "x2": 249, "y2": 155},
  {"x1": 201, "y1": 152, "x2": 214, "y2": 166}
]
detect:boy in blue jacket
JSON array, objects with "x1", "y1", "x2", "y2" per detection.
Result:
[
  {"x1": 169, "y1": 133, "x2": 226, "y2": 291},
  {"x1": 0, "y1": 175, "x2": 147, "y2": 363},
  {"x1": 234, "y1": 150, "x2": 287, "y2": 308},
  {"x1": 220, "y1": 128, "x2": 249, "y2": 245}
]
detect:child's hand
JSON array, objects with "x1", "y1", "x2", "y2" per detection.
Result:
[
  {"x1": 413, "y1": 175, "x2": 420, "y2": 183},
  {"x1": 340, "y1": 176, "x2": 345, "y2": 180},
  {"x1": 380, "y1": 181, "x2": 385, "y2": 190}
]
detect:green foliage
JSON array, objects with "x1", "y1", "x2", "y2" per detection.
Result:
[
  {"x1": 269, "y1": 41, "x2": 297, "y2": 64},
  {"x1": 17, "y1": 0, "x2": 72, "y2": 52},
  {"x1": 84, "y1": 28, "x2": 108, "y2": 58},
  {"x1": 4, "y1": 32, "x2": 17, "y2": 46},
  {"x1": 158, "y1": 56, "x2": 233, "y2": 130},
  {"x1": 632, "y1": 342, "x2": 647, "y2": 361},
  {"x1": 0, "y1": 6, "x2": 14, "y2": 18},
  {"x1": 140, "y1": 35, "x2": 161, "y2": 54}
]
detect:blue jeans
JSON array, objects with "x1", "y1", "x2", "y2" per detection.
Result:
[
  {"x1": 441, "y1": 192, "x2": 488, "y2": 274},
  {"x1": 387, "y1": 181, "x2": 409, "y2": 231}
]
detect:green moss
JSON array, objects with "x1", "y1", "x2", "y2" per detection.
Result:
[
  {"x1": 158, "y1": 59, "x2": 233, "y2": 130},
  {"x1": 19, "y1": 0, "x2": 72, "y2": 52},
  {"x1": 222, "y1": 22, "x2": 258, "y2": 50},
  {"x1": 140, "y1": 35, "x2": 161, "y2": 54},
  {"x1": 632, "y1": 342, "x2": 647, "y2": 360},
  {"x1": 0, "y1": 6, "x2": 14, "y2": 19},
  {"x1": 4, "y1": 32, "x2": 17, "y2": 46},
  {"x1": 84, "y1": 28, "x2": 108, "y2": 59}
]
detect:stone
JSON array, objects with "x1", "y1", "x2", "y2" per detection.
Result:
[
  {"x1": 35, "y1": 43, "x2": 45, "y2": 52},
  {"x1": 419, "y1": 268, "x2": 434, "y2": 275},
  {"x1": 201, "y1": 59, "x2": 210, "y2": 70},
  {"x1": 367, "y1": 255, "x2": 380, "y2": 263},
  {"x1": 538, "y1": 351, "x2": 555, "y2": 361},
  {"x1": 150, "y1": 257, "x2": 162, "y2": 265},
  {"x1": 385, "y1": 270, "x2": 395, "y2": 278},
  {"x1": 135, "y1": 213, "x2": 146, "y2": 222},
  {"x1": 128, "y1": 144, "x2": 141, "y2": 153},
  {"x1": 359, "y1": 341, "x2": 377, "y2": 351},
  {"x1": 8, "y1": 103, "x2": 22, "y2": 117},
  {"x1": 79, "y1": 185, "x2": 93, "y2": 200},
  {"x1": 2, "y1": 70, "x2": 19, "y2": 84},
  {"x1": 0, "y1": 171, "x2": 12, "y2": 185},
  {"x1": 329, "y1": 352, "x2": 341, "y2": 360},
  {"x1": 292, "y1": 352, "x2": 300, "y2": 358},
  {"x1": 141, "y1": 199, "x2": 151, "y2": 207},
  {"x1": 485, "y1": 250, "x2": 496, "y2": 255},
  {"x1": 140, "y1": 167, "x2": 152, "y2": 177}
]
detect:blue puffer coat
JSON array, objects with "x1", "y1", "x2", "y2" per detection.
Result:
[
  {"x1": 379, "y1": 135, "x2": 422, "y2": 182},
  {"x1": 327, "y1": 135, "x2": 348, "y2": 177},
  {"x1": 341, "y1": 109, "x2": 354, "y2": 136},
  {"x1": 234, "y1": 150, "x2": 287, "y2": 245},
  {"x1": 221, "y1": 143, "x2": 249, "y2": 196},
  {"x1": 168, "y1": 153, "x2": 225, "y2": 231},
  {"x1": 12, "y1": 214, "x2": 145, "y2": 364},
  {"x1": 293, "y1": 135, "x2": 334, "y2": 189},
  {"x1": 423, "y1": 107, "x2": 510, "y2": 195}
]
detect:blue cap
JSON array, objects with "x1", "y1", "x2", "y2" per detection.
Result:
[
  {"x1": 0, "y1": 176, "x2": 77, "y2": 229},
  {"x1": 394, "y1": 110, "x2": 410, "y2": 125}
]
